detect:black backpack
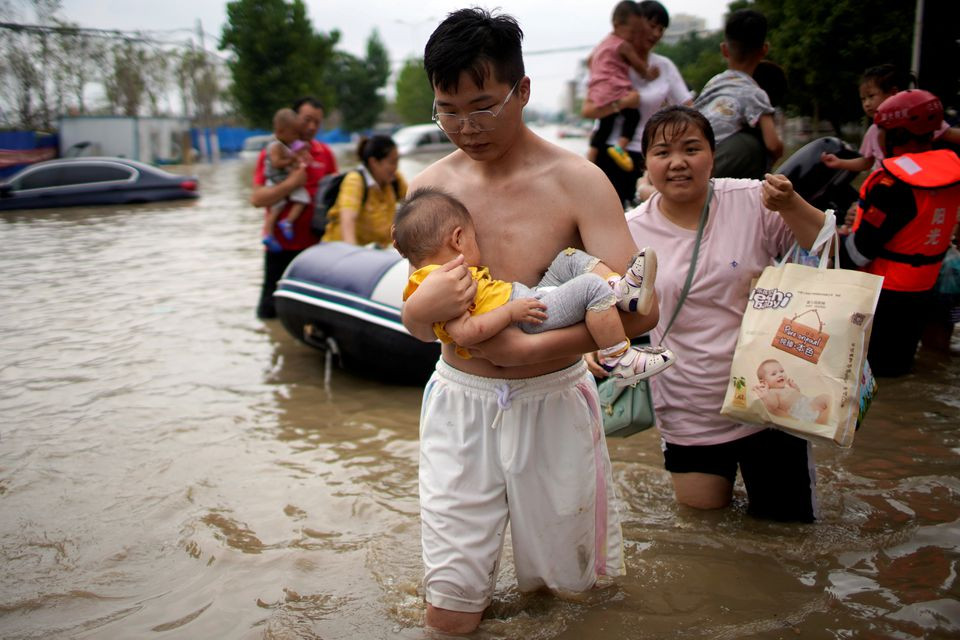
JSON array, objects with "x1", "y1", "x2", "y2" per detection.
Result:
[{"x1": 311, "y1": 169, "x2": 399, "y2": 238}]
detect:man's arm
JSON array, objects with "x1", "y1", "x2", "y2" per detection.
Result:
[
  {"x1": 250, "y1": 164, "x2": 307, "y2": 207},
  {"x1": 576, "y1": 163, "x2": 659, "y2": 340},
  {"x1": 468, "y1": 305, "x2": 658, "y2": 367},
  {"x1": 400, "y1": 167, "x2": 479, "y2": 340},
  {"x1": 468, "y1": 163, "x2": 659, "y2": 366},
  {"x1": 401, "y1": 255, "x2": 478, "y2": 342}
]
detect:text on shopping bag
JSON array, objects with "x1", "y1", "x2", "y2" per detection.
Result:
[{"x1": 771, "y1": 309, "x2": 829, "y2": 364}]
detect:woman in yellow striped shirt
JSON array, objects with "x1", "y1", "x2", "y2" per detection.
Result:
[{"x1": 322, "y1": 135, "x2": 407, "y2": 247}]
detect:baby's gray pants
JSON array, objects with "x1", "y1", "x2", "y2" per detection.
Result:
[{"x1": 511, "y1": 249, "x2": 617, "y2": 334}]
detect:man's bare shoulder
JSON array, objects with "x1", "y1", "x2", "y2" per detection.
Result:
[
  {"x1": 538, "y1": 139, "x2": 621, "y2": 201},
  {"x1": 408, "y1": 150, "x2": 470, "y2": 190},
  {"x1": 546, "y1": 141, "x2": 611, "y2": 183}
]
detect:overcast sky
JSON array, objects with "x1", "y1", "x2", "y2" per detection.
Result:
[{"x1": 55, "y1": 0, "x2": 728, "y2": 113}]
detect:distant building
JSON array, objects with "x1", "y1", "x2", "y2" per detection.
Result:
[
  {"x1": 59, "y1": 116, "x2": 192, "y2": 164},
  {"x1": 565, "y1": 79, "x2": 580, "y2": 117},
  {"x1": 661, "y1": 14, "x2": 708, "y2": 44}
]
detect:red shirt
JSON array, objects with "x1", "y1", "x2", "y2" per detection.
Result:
[{"x1": 253, "y1": 139, "x2": 339, "y2": 251}]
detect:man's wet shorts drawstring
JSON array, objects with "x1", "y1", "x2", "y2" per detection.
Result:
[
  {"x1": 430, "y1": 359, "x2": 588, "y2": 432},
  {"x1": 492, "y1": 382, "x2": 517, "y2": 430}
]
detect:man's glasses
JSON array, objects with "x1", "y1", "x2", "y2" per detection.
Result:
[{"x1": 432, "y1": 81, "x2": 520, "y2": 134}]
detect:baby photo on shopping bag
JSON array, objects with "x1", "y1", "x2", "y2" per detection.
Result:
[
  {"x1": 721, "y1": 257, "x2": 883, "y2": 448},
  {"x1": 752, "y1": 357, "x2": 830, "y2": 424}
]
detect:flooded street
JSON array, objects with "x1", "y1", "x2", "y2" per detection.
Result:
[{"x1": 2, "y1": 130, "x2": 959, "y2": 639}]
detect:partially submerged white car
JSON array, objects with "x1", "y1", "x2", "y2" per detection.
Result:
[{"x1": 393, "y1": 124, "x2": 455, "y2": 157}]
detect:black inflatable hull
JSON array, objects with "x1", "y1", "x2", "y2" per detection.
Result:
[
  {"x1": 275, "y1": 242, "x2": 440, "y2": 385},
  {"x1": 777, "y1": 136, "x2": 861, "y2": 215}
]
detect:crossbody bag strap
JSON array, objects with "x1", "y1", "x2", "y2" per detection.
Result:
[{"x1": 661, "y1": 181, "x2": 712, "y2": 339}]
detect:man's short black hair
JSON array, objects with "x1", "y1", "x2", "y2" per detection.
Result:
[
  {"x1": 724, "y1": 9, "x2": 767, "y2": 61},
  {"x1": 292, "y1": 96, "x2": 324, "y2": 113},
  {"x1": 637, "y1": 0, "x2": 670, "y2": 29},
  {"x1": 423, "y1": 8, "x2": 525, "y2": 92}
]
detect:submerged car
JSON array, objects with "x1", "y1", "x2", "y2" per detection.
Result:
[
  {"x1": 0, "y1": 157, "x2": 199, "y2": 210},
  {"x1": 393, "y1": 124, "x2": 455, "y2": 157}
]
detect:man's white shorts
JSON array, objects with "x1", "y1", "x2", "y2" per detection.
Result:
[{"x1": 419, "y1": 358, "x2": 624, "y2": 612}]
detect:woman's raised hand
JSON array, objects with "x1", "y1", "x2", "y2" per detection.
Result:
[{"x1": 761, "y1": 173, "x2": 797, "y2": 211}]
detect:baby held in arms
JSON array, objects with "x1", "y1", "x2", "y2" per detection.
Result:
[
  {"x1": 754, "y1": 358, "x2": 829, "y2": 424},
  {"x1": 393, "y1": 187, "x2": 675, "y2": 385}
]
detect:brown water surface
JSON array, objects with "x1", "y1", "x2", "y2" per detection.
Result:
[{"x1": 1, "y1": 130, "x2": 959, "y2": 639}]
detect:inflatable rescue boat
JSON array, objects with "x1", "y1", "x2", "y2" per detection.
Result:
[{"x1": 274, "y1": 241, "x2": 440, "y2": 384}]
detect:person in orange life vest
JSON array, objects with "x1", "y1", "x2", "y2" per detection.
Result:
[{"x1": 838, "y1": 90, "x2": 960, "y2": 376}]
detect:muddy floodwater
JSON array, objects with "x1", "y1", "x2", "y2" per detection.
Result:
[{"x1": 2, "y1": 129, "x2": 959, "y2": 639}]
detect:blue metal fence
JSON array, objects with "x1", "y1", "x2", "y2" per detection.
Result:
[
  {"x1": 190, "y1": 126, "x2": 352, "y2": 155},
  {"x1": 0, "y1": 131, "x2": 59, "y2": 178}
]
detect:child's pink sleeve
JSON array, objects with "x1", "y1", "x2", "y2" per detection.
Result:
[{"x1": 859, "y1": 125, "x2": 883, "y2": 162}]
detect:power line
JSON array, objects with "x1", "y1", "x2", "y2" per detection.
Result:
[
  {"x1": 526, "y1": 45, "x2": 593, "y2": 56},
  {"x1": 0, "y1": 21, "x2": 226, "y2": 57},
  {"x1": 0, "y1": 21, "x2": 157, "y2": 42},
  {"x1": 2, "y1": 20, "x2": 597, "y2": 67}
]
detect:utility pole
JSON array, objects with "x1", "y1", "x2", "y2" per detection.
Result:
[{"x1": 910, "y1": 0, "x2": 923, "y2": 81}]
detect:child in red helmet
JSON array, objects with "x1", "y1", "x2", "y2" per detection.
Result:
[{"x1": 838, "y1": 90, "x2": 960, "y2": 376}]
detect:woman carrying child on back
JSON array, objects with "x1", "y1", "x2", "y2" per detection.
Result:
[{"x1": 585, "y1": 0, "x2": 659, "y2": 172}]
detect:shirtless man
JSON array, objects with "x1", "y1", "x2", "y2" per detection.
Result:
[{"x1": 401, "y1": 8, "x2": 659, "y2": 634}]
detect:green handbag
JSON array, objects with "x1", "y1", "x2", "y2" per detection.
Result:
[
  {"x1": 598, "y1": 377, "x2": 654, "y2": 437},
  {"x1": 600, "y1": 182, "x2": 712, "y2": 438}
]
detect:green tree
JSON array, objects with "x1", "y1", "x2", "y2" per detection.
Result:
[
  {"x1": 219, "y1": 0, "x2": 338, "y2": 128},
  {"x1": 177, "y1": 49, "x2": 221, "y2": 126},
  {"x1": 750, "y1": 0, "x2": 913, "y2": 130},
  {"x1": 103, "y1": 41, "x2": 148, "y2": 116},
  {"x1": 655, "y1": 31, "x2": 725, "y2": 94},
  {"x1": 54, "y1": 21, "x2": 103, "y2": 115},
  {"x1": 4, "y1": 38, "x2": 40, "y2": 128},
  {"x1": 325, "y1": 29, "x2": 390, "y2": 132},
  {"x1": 394, "y1": 58, "x2": 434, "y2": 125}
]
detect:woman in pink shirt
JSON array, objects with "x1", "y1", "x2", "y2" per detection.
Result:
[{"x1": 596, "y1": 105, "x2": 827, "y2": 522}]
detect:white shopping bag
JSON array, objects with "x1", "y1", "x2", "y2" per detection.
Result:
[{"x1": 720, "y1": 226, "x2": 883, "y2": 447}]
